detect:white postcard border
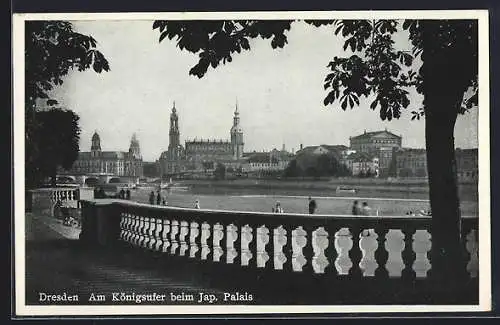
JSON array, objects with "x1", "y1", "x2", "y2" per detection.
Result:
[{"x1": 13, "y1": 10, "x2": 491, "y2": 316}]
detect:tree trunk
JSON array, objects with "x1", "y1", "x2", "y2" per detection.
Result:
[{"x1": 421, "y1": 21, "x2": 471, "y2": 300}]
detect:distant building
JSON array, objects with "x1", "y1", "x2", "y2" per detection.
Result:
[
  {"x1": 395, "y1": 148, "x2": 428, "y2": 178},
  {"x1": 342, "y1": 151, "x2": 379, "y2": 177},
  {"x1": 455, "y1": 148, "x2": 478, "y2": 182},
  {"x1": 68, "y1": 131, "x2": 143, "y2": 177},
  {"x1": 350, "y1": 129, "x2": 402, "y2": 176},
  {"x1": 295, "y1": 144, "x2": 347, "y2": 171},
  {"x1": 158, "y1": 102, "x2": 246, "y2": 177},
  {"x1": 245, "y1": 148, "x2": 294, "y2": 173}
]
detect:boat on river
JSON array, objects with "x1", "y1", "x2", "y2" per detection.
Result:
[{"x1": 336, "y1": 186, "x2": 357, "y2": 194}]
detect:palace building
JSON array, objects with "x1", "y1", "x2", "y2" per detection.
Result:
[
  {"x1": 68, "y1": 132, "x2": 143, "y2": 177},
  {"x1": 158, "y1": 102, "x2": 245, "y2": 176},
  {"x1": 349, "y1": 129, "x2": 402, "y2": 176}
]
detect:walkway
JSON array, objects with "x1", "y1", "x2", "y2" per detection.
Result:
[{"x1": 25, "y1": 212, "x2": 230, "y2": 305}]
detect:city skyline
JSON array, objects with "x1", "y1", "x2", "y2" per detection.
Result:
[{"x1": 49, "y1": 20, "x2": 478, "y2": 161}]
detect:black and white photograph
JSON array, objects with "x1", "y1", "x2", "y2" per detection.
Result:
[{"x1": 13, "y1": 10, "x2": 490, "y2": 316}]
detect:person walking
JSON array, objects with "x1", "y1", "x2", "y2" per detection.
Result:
[
  {"x1": 274, "y1": 201, "x2": 284, "y2": 213},
  {"x1": 308, "y1": 196, "x2": 317, "y2": 214},
  {"x1": 361, "y1": 202, "x2": 372, "y2": 216},
  {"x1": 156, "y1": 191, "x2": 161, "y2": 205},
  {"x1": 194, "y1": 199, "x2": 201, "y2": 209},
  {"x1": 148, "y1": 191, "x2": 155, "y2": 205},
  {"x1": 119, "y1": 188, "x2": 125, "y2": 199},
  {"x1": 125, "y1": 189, "x2": 131, "y2": 200},
  {"x1": 352, "y1": 200, "x2": 361, "y2": 215}
]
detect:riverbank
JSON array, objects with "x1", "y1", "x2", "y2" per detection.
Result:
[{"x1": 176, "y1": 178, "x2": 478, "y2": 202}]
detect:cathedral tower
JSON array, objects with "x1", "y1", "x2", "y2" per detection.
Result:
[
  {"x1": 230, "y1": 101, "x2": 244, "y2": 160},
  {"x1": 91, "y1": 131, "x2": 101, "y2": 157},
  {"x1": 128, "y1": 133, "x2": 142, "y2": 159},
  {"x1": 169, "y1": 102, "x2": 180, "y2": 150}
]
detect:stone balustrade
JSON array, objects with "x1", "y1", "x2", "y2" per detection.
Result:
[
  {"x1": 28, "y1": 187, "x2": 94, "y2": 217},
  {"x1": 79, "y1": 199, "x2": 479, "y2": 304}
]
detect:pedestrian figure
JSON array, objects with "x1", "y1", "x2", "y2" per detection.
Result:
[
  {"x1": 308, "y1": 196, "x2": 317, "y2": 214},
  {"x1": 274, "y1": 201, "x2": 283, "y2": 213},
  {"x1": 162, "y1": 198, "x2": 167, "y2": 206},
  {"x1": 149, "y1": 191, "x2": 155, "y2": 205},
  {"x1": 125, "y1": 189, "x2": 131, "y2": 200},
  {"x1": 351, "y1": 200, "x2": 361, "y2": 215},
  {"x1": 194, "y1": 199, "x2": 200, "y2": 209},
  {"x1": 362, "y1": 202, "x2": 372, "y2": 216},
  {"x1": 119, "y1": 188, "x2": 125, "y2": 199},
  {"x1": 156, "y1": 191, "x2": 161, "y2": 205}
]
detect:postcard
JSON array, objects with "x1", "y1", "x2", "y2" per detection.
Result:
[{"x1": 13, "y1": 10, "x2": 491, "y2": 316}]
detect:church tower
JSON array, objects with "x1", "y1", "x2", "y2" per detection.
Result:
[
  {"x1": 169, "y1": 102, "x2": 180, "y2": 153},
  {"x1": 128, "y1": 133, "x2": 142, "y2": 159},
  {"x1": 91, "y1": 131, "x2": 101, "y2": 158},
  {"x1": 230, "y1": 101, "x2": 244, "y2": 160}
]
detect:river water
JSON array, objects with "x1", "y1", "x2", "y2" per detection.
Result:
[{"x1": 125, "y1": 186, "x2": 478, "y2": 217}]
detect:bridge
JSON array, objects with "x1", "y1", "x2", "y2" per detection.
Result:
[
  {"x1": 23, "y1": 187, "x2": 479, "y2": 307},
  {"x1": 56, "y1": 173, "x2": 140, "y2": 186}
]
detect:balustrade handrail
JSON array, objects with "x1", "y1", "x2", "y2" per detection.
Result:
[{"x1": 80, "y1": 199, "x2": 478, "y2": 230}]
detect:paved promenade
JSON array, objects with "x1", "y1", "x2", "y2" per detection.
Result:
[{"x1": 25, "y1": 212, "x2": 229, "y2": 305}]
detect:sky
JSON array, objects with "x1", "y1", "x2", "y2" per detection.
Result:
[{"x1": 49, "y1": 20, "x2": 478, "y2": 162}]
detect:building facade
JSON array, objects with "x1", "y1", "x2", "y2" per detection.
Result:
[
  {"x1": 245, "y1": 148, "x2": 294, "y2": 174},
  {"x1": 455, "y1": 148, "x2": 478, "y2": 182},
  {"x1": 158, "y1": 102, "x2": 246, "y2": 176},
  {"x1": 349, "y1": 129, "x2": 402, "y2": 176},
  {"x1": 69, "y1": 132, "x2": 143, "y2": 177},
  {"x1": 395, "y1": 148, "x2": 428, "y2": 178},
  {"x1": 342, "y1": 151, "x2": 380, "y2": 177}
]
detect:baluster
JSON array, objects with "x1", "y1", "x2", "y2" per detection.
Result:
[
  {"x1": 348, "y1": 227, "x2": 363, "y2": 278},
  {"x1": 189, "y1": 221, "x2": 200, "y2": 258},
  {"x1": 273, "y1": 225, "x2": 287, "y2": 270},
  {"x1": 241, "y1": 224, "x2": 253, "y2": 266},
  {"x1": 142, "y1": 217, "x2": 150, "y2": 248},
  {"x1": 179, "y1": 221, "x2": 189, "y2": 256},
  {"x1": 226, "y1": 223, "x2": 238, "y2": 264},
  {"x1": 212, "y1": 223, "x2": 224, "y2": 262},
  {"x1": 154, "y1": 218, "x2": 163, "y2": 252},
  {"x1": 358, "y1": 228, "x2": 379, "y2": 277},
  {"x1": 161, "y1": 219, "x2": 171, "y2": 253},
  {"x1": 148, "y1": 217, "x2": 157, "y2": 250},
  {"x1": 374, "y1": 227, "x2": 389, "y2": 279},
  {"x1": 200, "y1": 222, "x2": 211, "y2": 260},
  {"x1": 324, "y1": 225, "x2": 340, "y2": 275},
  {"x1": 385, "y1": 229, "x2": 406, "y2": 278},
  {"x1": 130, "y1": 214, "x2": 139, "y2": 246},
  {"x1": 412, "y1": 230, "x2": 432, "y2": 278},
  {"x1": 256, "y1": 225, "x2": 270, "y2": 268},
  {"x1": 401, "y1": 226, "x2": 417, "y2": 281},
  {"x1": 135, "y1": 215, "x2": 143, "y2": 246},
  {"x1": 312, "y1": 227, "x2": 329, "y2": 274},
  {"x1": 466, "y1": 229, "x2": 479, "y2": 278},
  {"x1": 170, "y1": 220, "x2": 179, "y2": 255},
  {"x1": 125, "y1": 214, "x2": 134, "y2": 243},
  {"x1": 334, "y1": 227, "x2": 353, "y2": 275},
  {"x1": 291, "y1": 226, "x2": 307, "y2": 272},
  {"x1": 119, "y1": 213, "x2": 126, "y2": 241}
]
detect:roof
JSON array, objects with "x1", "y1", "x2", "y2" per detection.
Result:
[
  {"x1": 346, "y1": 151, "x2": 377, "y2": 162},
  {"x1": 397, "y1": 147, "x2": 426, "y2": 154},
  {"x1": 296, "y1": 144, "x2": 347, "y2": 156},
  {"x1": 351, "y1": 130, "x2": 401, "y2": 140},
  {"x1": 247, "y1": 152, "x2": 279, "y2": 163},
  {"x1": 78, "y1": 151, "x2": 128, "y2": 159},
  {"x1": 185, "y1": 139, "x2": 230, "y2": 145}
]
